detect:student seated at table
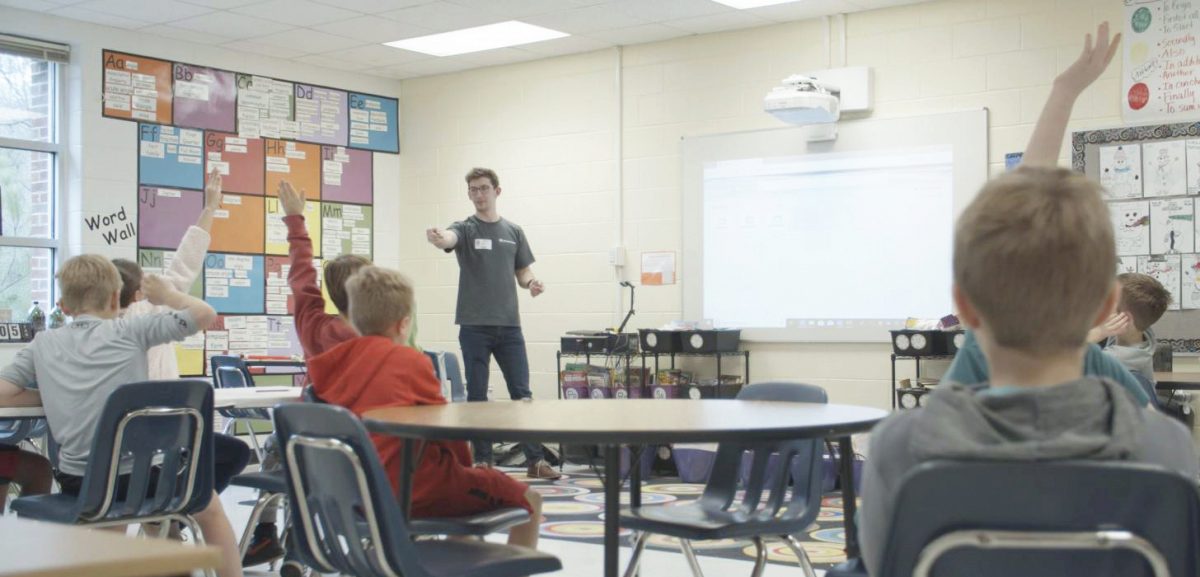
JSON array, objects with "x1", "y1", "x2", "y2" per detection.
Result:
[
  {"x1": 1103, "y1": 272, "x2": 1170, "y2": 388},
  {"x1": 859, "y1": 26, "x2": 1198, "y2": 577},
  {"x1": 0, "y1": 255, "x2": 244, "y2": 577},
  {"x1": 306, "y1": 266, "x2": 544, "y2": 549},
  {"x1": 112, "y1": 170, "x2": 250, "y2": 498},
  {"x1": 0, "y1": 445, "x2": 50, "y2": 511}
]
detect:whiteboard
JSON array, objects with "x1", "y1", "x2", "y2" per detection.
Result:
[{"x1": 681, "y1": 109, "x2": 989, "y2": 342}]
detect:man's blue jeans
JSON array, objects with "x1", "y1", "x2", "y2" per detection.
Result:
[{"x1": 459, "y1": 325, "x2": 543, "y2": 464}]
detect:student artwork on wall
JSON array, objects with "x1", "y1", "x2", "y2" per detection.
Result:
[
  {"x1": 1150, "y1": 198, "x2": 1194, "y2": 254},
  {"x1": 103, "y1": 49, "x2": 397, "y2": 375},
  {"x1": 1076, "y1": 122, "x2": 1200, "y2": 320},
  {"x1": 1099, "y1": 144, "x2": 1143, "y2": 199},
  {"x1": 1111, "y1": 200, "x2": 1151, "y2": 256},
  {"x1": 1139, "y1": 254, "x2": 1183, "y2": 311},
  {"x1": 1142, "y1": 140, "x2": 1187, "y2": 197}
]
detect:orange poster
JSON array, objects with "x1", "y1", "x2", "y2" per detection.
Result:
[
  {"x1": 209, "y1": 193, "x2": 265, "y2": 253},
  {"x1": 264, "y1": 139, "x2": 321, "y2": 199},
  {"x1": 102, "y1": 50, "x2": 172, "y2": 124}
]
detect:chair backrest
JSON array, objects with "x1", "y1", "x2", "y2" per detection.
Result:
[
  {"x1": 273, "y1": 403, "x2": 425, "y2": 577},
  {"x1": 880, "y1": 460, "x2": 1200, "y2": 577},
  {"x1": 441, "y1": 352, "x2": 467, "y2": 403},
  {"x1": 699, "y1": 382, "x2": 828, "y2": 530},
  {"x1": 73, "y1": 380, "x2": 214, "y2": 523},
  {"x1": 210, "y1": 355, "x2": 271, "y2": 420}
]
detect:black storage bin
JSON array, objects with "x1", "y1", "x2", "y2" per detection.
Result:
[
  {"x1": 680, "y1": 329, "x2": 741, "y2": 353},
  {"x1": 639, "y1": 329, "x2": 682, "y2": 353}
]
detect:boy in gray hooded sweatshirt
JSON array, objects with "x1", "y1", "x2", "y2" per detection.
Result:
[
  {"x1": 1104, "y1": 272, "x2": 1170, "y2": 384},
  {"x1": 859, "y1": 23, "x2": 1198, "y2": 577}
]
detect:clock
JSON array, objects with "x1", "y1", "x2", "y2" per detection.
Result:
[{"x1": 0, "y1": 323, "x2": 32, "y2": 343}]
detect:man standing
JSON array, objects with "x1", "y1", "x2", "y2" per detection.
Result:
[{"x1": 427, "y1": 167, "x2": 560, "y2": 479}]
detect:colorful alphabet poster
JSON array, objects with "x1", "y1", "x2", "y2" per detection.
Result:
[
  {"x1": 103, "y1": 51, "x2": 173, "y2": 124},
  {"x1": 137, "y1": 186, "x2": 203, "y2": 250},
  {"x1": 264, "y1": 139, "x2": 321, "y2": 199},
  {"x1": 111, "y1": 50, "x2": 390, "y2": 376},
  {"x1": 320, "y1": 202, "x2": 372, "y2": 259},
  {"x1": 204, "y1": 254, "x2": 265, "y2": 314},
  {"x1": 348, "y1": 92, "x2": 399, "y2": 153},
  {"x1": 139, "y1": 124, "x2": 204, "y2": 190},
  {"x1": 321, "y1": 146, "x2": 372, "y2": 204},
  {"x1": 266, "y1": 197, "x2": 321, "y2": 256},
  {"x1": 204, "y1": 132, "x2": 264, "y2": 195},
  {"x1": 208, "y1": 194, "x2": 265, "y2": 254},
  {"x1": 172, "y1": 63, "x2": 236, "y2": 133},
  {"x1": 294, "y1": 84, "x2": 348, "y2": 146}
]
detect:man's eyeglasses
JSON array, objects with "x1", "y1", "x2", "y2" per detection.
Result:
[{"x1": 468, "y1": 185, "x2": 493, "y2": 194}]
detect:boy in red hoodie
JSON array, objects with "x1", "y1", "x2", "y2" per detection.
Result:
[{"x1": 307, "y1": 266, "x2": 543, "y2": 549}]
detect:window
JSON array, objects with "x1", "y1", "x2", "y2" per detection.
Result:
[{"x1": 0, "y1": 34, "x2": 67, "y2": 320}]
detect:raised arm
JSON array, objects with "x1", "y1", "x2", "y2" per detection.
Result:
[
  {"x1": 194, "y1": 169, "x2": 222, "y2": 233},
  {"x1": 426, "y1": 227, "x2": 458, "y2": 250},
  {"x1": 143, "y1": 272, "x2": 217, "y2": 329},
  {"x1": 162, "y1": 171, "x2": 219, "y2": 292},
  {"x1": 1023, "y1": 22, "x2": 1121, "y2": 167}
]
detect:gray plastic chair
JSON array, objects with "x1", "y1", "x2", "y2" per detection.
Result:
[
  {"x1": 834, "y1": 460, "x2": 1200, "y2": 577},
  {"x1": 621, "y1": 381, "x2": 829, "y2": 577},
  {"x1": 425, "y1": 350, "x2": 467, "y2": 403},
  {"x1": 273, "y1": 402, "x2": 561, "y2": 577}
]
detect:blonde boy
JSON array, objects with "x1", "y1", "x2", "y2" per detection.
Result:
[
  {"x1": 0, "y1": 255, "x2": 244, "y2": 577},
  {"x1": 305, "y1": 266, "x2": 544, "y2": 549}
]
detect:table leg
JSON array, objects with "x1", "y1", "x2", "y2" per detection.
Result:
[
  {"x1": 400, "y1": 438, "x2": 415, "y2": 519},
  {"x1": 603, "y1": 444, "x2": 620, "y2": 577},
  {"x1": 837, "y1": 436, "x2": 861, "y2": 559},
  {"x1": 630, "y1": 445, "x2": 642, "y2": 509}
]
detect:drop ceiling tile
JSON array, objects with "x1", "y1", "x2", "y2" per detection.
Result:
[
  {"x1": 380, "y1": 1, "x2": 499, "y2": 33},
  {"x1": 252, "y1": 28, "x2": 364, "y2": 53},
  {"x1": 179, "y1": 0, "x2": 267, "y2": 8},
  {"x1": 445, "y1": 0, "x2": 602, "y2": 19},
  {"x1": 171, "y1": 11, "x2": 295, "y2": 39},
  {"x1": 310, "y1": 0, "x2": 436, "y2": 14},
  {"x1": 310, "y1": 15, "x2": 434, "y2": 44},
  {"x1": 665, "y1": 10, "x2": 773, "y2": 34},
  {"x1": 388, "y1": 57, "x2": 478, "y2": 77},
  {"x1": 71, "y1": 0, "x2": 213, "y2": 23},
  {"x1": 457, "y1": 47, "x2": 540, "y2": 67},
  {"x1": 49, "y1": 5, "x2": 152, "y2": 28},
  {"x1": 0, "y1": 0, "x2": 66, "y2": 11},
  {"x1": 608, "y1": 0, "x2": 731, "y2": 23},
  {"x1": 587, "y1": 23, "x2": 688, "y2": 46},
  {"x1": 295, "y1": 53, "x2": 378, "y2": 71},
  {"x1": 749, "y1": 0, "x2": 863, "y2": 21},
  {"x1": 141, "y1": 24, "x2": 234, "y2": 45},
  {"x1": 515, "y1": 34, "x2": 612, "y2": 57},
  {"x1": 229, "y1": 0, "x2": 362, "y2": 27},
  {"x1": 220, "y1": 39, "x2": 309, "y2": 59},
  {"x1": 317, "y1": 43, "x2": 432, "y2": 68},
  {"x1": 523, "y1": 3, "x2": 650, "y2": 35}
]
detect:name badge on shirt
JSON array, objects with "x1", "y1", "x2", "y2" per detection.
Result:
[{"x1": 475, "y1": 238, "x2": 493, "y2": 250}]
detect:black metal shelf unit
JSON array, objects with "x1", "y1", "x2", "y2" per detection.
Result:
[{"x1": 890, "y1": 353, "x2": 953, "y2": 410}]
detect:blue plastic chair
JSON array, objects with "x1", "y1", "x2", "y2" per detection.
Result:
[
  {"x1": 11, "y1": 380, "x2": 215, "y2": 550},
  {"x1": 210, "y1": 355, "x2": 271, "y2": 461},
  {"x1": 424, "y1": 350, "x2": 467, "y2": 403},
  {"x1": 272, "y1": 403, "x2": 561, "y2": 577},
  {"x1": 621, "y1": 381, "x2": 829, "y2": 577},
  {"x1": 845, "y1": 460, "x2": 1200, "y2": 577}
]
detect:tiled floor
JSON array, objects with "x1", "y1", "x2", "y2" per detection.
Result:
[{"x1": 225, "y1": 466, "x2": 825, "y2": 577}]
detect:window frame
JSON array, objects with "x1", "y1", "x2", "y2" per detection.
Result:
[{"x1": 0, "y1": 51, "x2": 65, "y2": 310}]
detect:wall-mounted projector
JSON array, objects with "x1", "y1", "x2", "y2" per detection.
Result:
[
  {"x1": 764, "y1": 67, "x2": 872, "y2": 135},
  {"x1": 764, "y1": 75, "x2": 841, "y2": 125}
]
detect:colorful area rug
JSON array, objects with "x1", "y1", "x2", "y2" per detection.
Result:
[{"x1": 504, "y1": 467, "x2": 852, "y2": 569}]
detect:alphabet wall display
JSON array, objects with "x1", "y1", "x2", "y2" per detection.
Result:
[{"x1": 103, "y1": 49, "x2": 395, "y2": 375}]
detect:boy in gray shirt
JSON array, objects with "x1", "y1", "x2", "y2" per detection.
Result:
[
  {"x1": 0, "y1": 254, "x2": 243, "y2": 577},
  {"x1": 860, "y1": 24, "x2": 1198, "y2": 576},
  {"x1": 1104, "y1": 272, "x2": 1171, "y2": 385}
]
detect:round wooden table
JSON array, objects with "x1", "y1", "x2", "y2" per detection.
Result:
[{"x1": 365, "y1": 399, "x2": 887, "y2": 577}]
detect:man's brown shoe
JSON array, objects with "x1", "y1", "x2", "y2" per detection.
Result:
[{"x1": 527, "y1": 459, "x2": 562, "y2": 480}]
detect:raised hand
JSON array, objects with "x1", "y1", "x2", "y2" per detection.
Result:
[
  {"x1": 204, "y1": 168, "x2": 222, "y2": 209},
  {"x1": 277, "y1": 180, "x2": 306, "y2": 217},
  {"x1": 1056, "y1": 22, "x2": 1121, "y2": 96}
]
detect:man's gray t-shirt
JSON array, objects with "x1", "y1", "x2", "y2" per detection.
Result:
[
  {"x1": 447, "y1": 215, "x2": 534, "y2": 326},
  {"x1": 0, "y1": 311, "x2": 198, "y2": 476}
]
